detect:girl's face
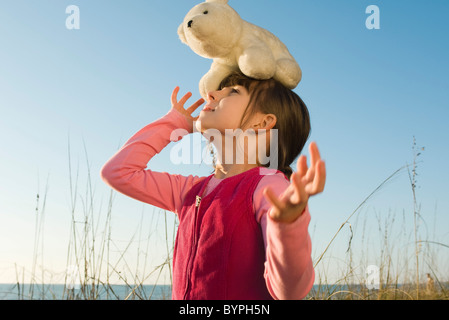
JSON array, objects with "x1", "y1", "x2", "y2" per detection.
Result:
[{"x1": 196, "y1": 85, "x2": 251, "y2": 133}]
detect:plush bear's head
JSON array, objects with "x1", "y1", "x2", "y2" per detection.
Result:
[{"x1": 178, "y1": 0, "x2": 242, "y2": 59}]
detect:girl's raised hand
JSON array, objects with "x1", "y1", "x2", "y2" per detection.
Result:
[
  {"x1": 171, "y1": 87, "x2": 205, "y2": 130},
  {"x1": 263, "y1": 142, "x2": 326, "y2": 224}
]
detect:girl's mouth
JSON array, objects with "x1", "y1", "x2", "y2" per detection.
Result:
[{"x1": 202, "y1": 105, "x2": 216, "y2": 112}]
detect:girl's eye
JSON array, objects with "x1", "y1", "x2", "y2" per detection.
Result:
[{"x1": 231, "y1": 88, "x2": 239, "y2": 94}]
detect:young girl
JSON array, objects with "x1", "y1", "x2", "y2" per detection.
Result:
[{"x1": 101, "y1": 72, "x2": 326, "y2": 300}]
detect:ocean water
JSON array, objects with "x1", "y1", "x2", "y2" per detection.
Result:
[
  {"x1": 0, "y1": 283, "x2": 172, "y2": 300},
  {"x1": 2, "y1": 283, "x2": 447, "y2": 300},
  {"x1": 0, "y1": 283, "x2": 336, "y2": 300}
]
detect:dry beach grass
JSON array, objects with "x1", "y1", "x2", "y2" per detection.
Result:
[{"x1": 8, "y1": 137, "x2": 449, "y2": 300}]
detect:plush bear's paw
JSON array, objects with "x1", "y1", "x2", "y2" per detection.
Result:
[
  {"x1": 238, "y1": 46, "x2": 276, "y2": 80},
  {"x1": 274, "y1": 58, "x2": 302, "y2": 89}
]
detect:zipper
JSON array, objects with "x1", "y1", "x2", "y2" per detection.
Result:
[
  {"x1": 195, "y1": 195, "x2": 202, "y2": 207},
  {"x1": 183, "y1": 195, "x2": 202, "y2": 299}
]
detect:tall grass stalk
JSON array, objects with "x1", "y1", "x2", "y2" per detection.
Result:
[
  {"x1": 29, "y1": 172, "x2": 49, "y2": 299},
  {"x1": 313, "y1": 165, "x2": 408, "y2": 269},
  {"x1": 407, "y1": 136, "x2": 424, "y2": 298}
]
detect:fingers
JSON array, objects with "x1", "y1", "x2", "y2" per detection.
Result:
[
  {"x1": 303, "y1": 142, "x2": 321, "y2": 172},
  {"x1": 171, "y1": 86, "x2": 193, "y2": 107},
  {"x1": 264, "y1": 142, "x2": 325, "y2": 223},
  {"x1": 306, "y1": 160, "x2": 326, "y2": 195},
  {"x1": 309, "y1": 142, "x2": 322, "y2": 168},
  {"x1": 297, "y1": 155, "x2": 308, "y2": 178},
  {"x1": 263, "y1": 186, "x2": 284, "y2": 212},
  {"x1": 186, "y1": 98, "x2": 205, "y2": 114},
  {"x1": 301, "y1": 142, "x2": 322, "y2": 183},
  {"x1": 290, "y1": 172, "x2": 308, "y2": 205},
  {"x1": 296, "y1": 142, "x2": 326, "y2": 195},
  {"x1": 178, "y1": 91, "x2": 193, "y2": 107},
  {"x1": 264, "y1": 173, "x2": 307, "y2": 209},
  {"x1": 316, "y1": 160, "x2": 326, "y2": 192},
  {"x1": 171, "y1": 87, "x2": 204, "y2": 119},
  {"x1": 171, "y1": 86, "x2": 180, "y2": 106}
]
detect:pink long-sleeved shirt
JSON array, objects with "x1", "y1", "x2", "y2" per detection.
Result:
[{"x1": 100, "y1": 108, "x2": 314, "y2": 299}]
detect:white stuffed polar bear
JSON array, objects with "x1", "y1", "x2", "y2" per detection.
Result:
[{"x1": 178, "y1": 0, "x2": 302, "y2": 99}]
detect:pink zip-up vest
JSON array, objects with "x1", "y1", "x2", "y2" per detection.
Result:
[{"x1": 172, "y1": 167, "x2": 284, "y2": 300}]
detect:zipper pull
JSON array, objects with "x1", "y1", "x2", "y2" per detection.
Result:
[{"x1": 195, "y1": 195, "x2": 202, "y2": 207}]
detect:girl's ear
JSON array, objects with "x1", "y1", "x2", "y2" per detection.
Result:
[
  {"x1": 205, "y1": 0, "x2": 229, "y2": 4},
  {"x1": 253, "y1": 114, "x2": 277, "y2": 131}
]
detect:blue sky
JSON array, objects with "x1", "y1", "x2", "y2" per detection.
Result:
[{"x1": 0, "y1": 0, "x2": 448, "y2": 286}]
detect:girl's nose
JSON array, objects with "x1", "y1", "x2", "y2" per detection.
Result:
[{"x1": 207, "y1": 90, "x2": 217, "y2": 102}]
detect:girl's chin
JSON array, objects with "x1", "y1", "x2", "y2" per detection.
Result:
[
  {"x1": 195, "y1": 116, "x2": 216, "y2": 131},
  {"x1": 195, "y1": 120, "x2": 215, "y2": 133},
  {"x1": 195, "y1": 122, "x2": 228, "y2": 138}
]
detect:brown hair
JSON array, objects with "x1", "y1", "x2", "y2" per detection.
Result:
[{"x1": 218, "y1": 71, "x2": 311, "y2": 179}]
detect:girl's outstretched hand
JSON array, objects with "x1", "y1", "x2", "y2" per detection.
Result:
[
  {"x1": 263, "y1": 142, "x2": 326, "y2": 224},
  {"x1": 171, "y1": 86, "x2": 205, "y2": 131}
]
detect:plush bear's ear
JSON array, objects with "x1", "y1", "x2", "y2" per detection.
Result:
[
  {"x1": 178, "y1": 23, "x2": 187, "y2": 44},
  {"x1": 205, "y1": 0, "x2": 229, "y2": 4}
]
